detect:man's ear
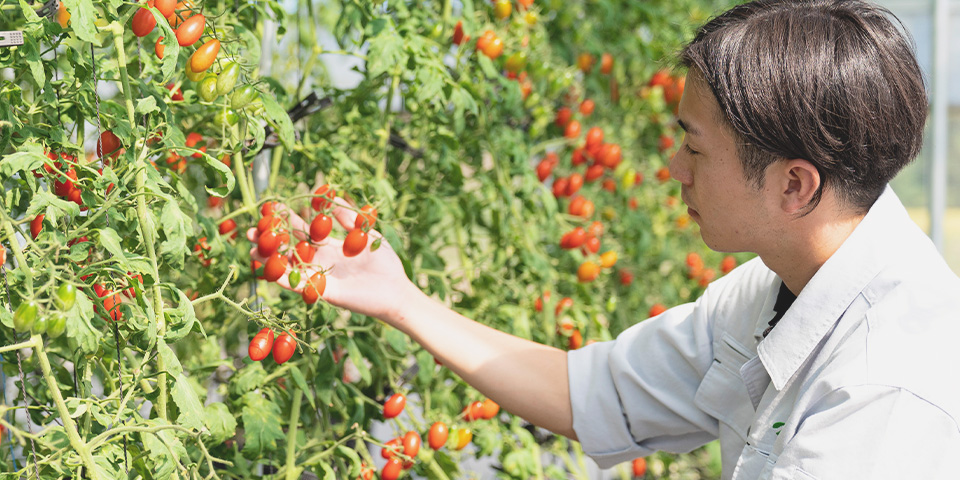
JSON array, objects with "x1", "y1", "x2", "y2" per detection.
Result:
[{"x1": 777, "y1": 159, "x2": 821, "y2": 214}]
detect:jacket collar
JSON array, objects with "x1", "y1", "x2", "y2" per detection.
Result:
[{"x1": 757, "y1": 186, "x2": 907, "y2": 390}]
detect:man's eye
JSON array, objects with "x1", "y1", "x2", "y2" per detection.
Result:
[{"x1": 684, "y1": 144, "x2": 699, "y2": 155}]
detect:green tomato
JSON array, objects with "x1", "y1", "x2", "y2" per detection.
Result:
[
  {"x1": 199, "y1": 75, "x2": 219, "y2": 102},
  {"x1": 55, "y1": 283, "x2": 77, "y2": 310},
  {"x1": 287, "y1": 271, "x2": 301, "y2": 288},
  {"x1": 504, "y1": 51, "x2": 527, "y2": 74},
  {"x1": 429, "y1": 23, "x2": 444, "y2": 39},
  {"x1": 47, "y1": 313, "x2": 67, "y2": 338},
  {"x1": 213, "y1": 107, "x2": 239, "y2": 127},
  {"x1": 13, "y1": 301, "x2": 38, "y2": 333},
  {"x1": 230, "y1": 85, "x2": 259, "y2": 109},
  {"x1": 32, "y1": 314, "x2": 48, "y2": 334},
  {"x1": 185, "y1": 65, "x2": 205, "y2": 82},
  {"x1": 216, "y1": 62, "x2": 240, "y2": 96}
]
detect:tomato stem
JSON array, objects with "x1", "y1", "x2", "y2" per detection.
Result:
[
  {"x1": 284, "y1": 390, "x2": 303, "y2": 480},
  {"x1": 1, "y1": 215, "x2": 35, "y2": 294}
]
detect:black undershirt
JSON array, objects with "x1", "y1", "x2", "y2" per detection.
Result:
[{"x1": 763, "y1": 282, "x2": 797, "y2": 338}]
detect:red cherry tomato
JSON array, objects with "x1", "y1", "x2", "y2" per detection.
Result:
[
  {"x1": 564, "y1": 120, "x2": 581, "y2": 139},
  {"x1": 272, "y1": 332, "x2": 296, "y2": 364},
  {"x1": 30, "y1": 214, "x2": 44, "y2": 239},
  {"x1": 428, "y1": 422, "x2": 448, "y2": 450},
  {"x1": 189, "y1": 38, "x2": 220, "y2": 73},
  {"x1": 98, "y1": 287, "x2": 123, "y2": 322},
  {"x1": 342, "y1": 229, "x2": 368, "y2": 257},
  {"x1": 452, "y1": 20, "x2": 466, "y2": 45},
  {"x1": 480, "y1": 399, "x2": 500, "y2": 419},
  {"x1": 131, "y1": 7, "x2": 157, "y2": 37},
  {"x1": 262, "y1": 253, "x2": 288, "y2": 282},
  {"x1": 309, "y1": 214, "x2": 333, "y2": 242},
  {"x1": 648, "y1": 304, "x2": 667, "y2": 318},
  {"x1": 585, "y1": 127, "x2": 604, "y2": 149},
  {"x1": 402, "y1": 430, "x2": 421, "y2": 458},
  {"x1": 293, "y1": 241, "x2": 315, "y2": 265},
  {"x1": 257, "y1": 214, "x2": 282, "y2": 234},
  {"x1": 218, "y1": 219, "x2": 237, "y2": 238},
  {"x1": 354, "y1": 205, "x2": 377, "y2": 230},
  {"x1": 257, "y1": 231, "x2": 281, "y2": 257},
  {"x1": 579, "y1": 99, "x2": 595, "y2": 116},
  {"x1": 97, "y1": 131, "x2": 121, "y2": 159},
  {"x1": 175, "y1": 14, "x2": 204, "y2": 46},
  {"x1": 155, "y1": 0, "x2": 176, "y2": 17},
  {"x1": 155, "y1": 36, "x2": 166, "y2": 59},
  {"x1": 381, "y1": 458, "x2": 403, "y2": 480},
  {"x1": 383, "y1": 393, "x2": 406, "y2": 419},
  {"x1": 248, "y1": 328, "x2": 274, "y2": 361},
  {"x1": 311, "y1": 184, "x2": 336, "y2": 211},
  {"x1": 302, "y1": 272, "x2": 326, "y2": 305},
  {"x1": 632, "y1": 457, "x2": 647, "y2": 477}
]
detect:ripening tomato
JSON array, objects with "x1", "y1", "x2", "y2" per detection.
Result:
[
  {"x1": 567, "y1": 196, "x2": 585, "y2": 216},
  {"x1": 294, "y1": 241, "x2": 316, "y2": 265},
  {"x1": 600, "y1": 251, "x2": 618, "y2": 268},
  {"x1": 175, "y1": 14, "x2": 204, "y2": 46},
  {"x1": 56, "y1": 0, "x2": 70, "y2": 27},
  {"x1": 168, "y1": 0, "x2": 194, "y2": 26},
  {"x1": 428, "y1": 422, "x2": 448, "y2": 450},
  {"x1": 263, "y1": 253, "x2": 288, "y2": 282},
  {"x1": 155, "y1": 36, "x2": 166, "y2": 59},
  {"x1": 564, "y1": 120, "x2": 581, "y2": 139},
  {"x1": 302, "y1": 272, "x2": 325, "y2": 304},
  {"x1": 570, "y1": 147, "x2": 587, "y2": 166},
  {"x1": 481, "y1": 36, "x2": 503, "y2": 59},
  {"x1": 354, "y1": 205, "x2": 377, "y2": 230},
  {"x1": 272, "y1": 332, "x2": 297, "y2": 364},
  {"x1": 584, "y1": 164, "x2": 603, "y2": 183},
  {"x1": 600, "y1": 144, "x2": 622, "y2": 169},
  {"x1": 698, "y1": 268, "x2": 716, "y2": 288},
  {"x1": 218, "y1": 218, "x2": 237, "y2": 238},
  {"x1": 600, "y1": 53, "x2": 614, "y2": 74},
  {"x1": 216, "y1": 62, "x2": 240, "y2": 95},
  {"x1": 230, "y1": 85, "x2": 259, "y2": 109},
  {"x1": 0, "y1": 244, "x2": 5, "y2": 266},
  {"x1": 568, "y1": 329, "x2": 583, "y2": 350},
  {"x1": 658, "y1": 134, "x2": 675, "y2": 152},
  {"x1": 578, "y1": 261, "x2": 600, "y2": 283},
  {"x1": 132, "y1": 7, "x2": 157, "y2": 37},
  {"x1": 475, "y1": 30, "x2": 495, "y2": 52},
  {"x1": 453, "y1": 428, "x2": 472, "y2": 450},
  {"x1": 383, "y1": 393, "x2": 406, "y2": 419},
  {"x1": 342, "y1": 229, "x2": 368, "y2": 257},
  {"x1": 452, "y1": 20, "x2": 466, "y2": 45},
  {"x1": 97, "y1": 131, "x2": 122, "y2": 159},
  {"x1": 504, "y1": 51, "x2": 527, "y2": 74},
  {"x1": 648, "y1": 304, "x2": 667, "y2": 318},
  {"x1": 190, "y1": 39, "x2": 220, "y2": 73},
  {"x1": 480, "y1": 399, "x2": 500, "y2": 419},
  {"x1": 402, "y1": 430, "x2": 421, "y2": 459},
  {"x1": 577, "y1": 52, "x2": 594, "y2": 73},
  {"x1": 257, "y1": 214, "x2": 282, "y2": 234},
  {"x1": 632, "y1": 457, "x2": 647, "y2": 477},
  {"x1": 53, "y1": 167, "x2": 76, "y2": 197},
  {"x1": 155, "y1": 0, "x2": 175, "y2": 17},
  {"x1": 579, "y1": 99, "x2": 595, "y2": 116},
  {"x1": 493, "y1": 0, "x2": 511, "y2": 19},
  {"x1": 30, "y1": 214, "x2": 44, "y2": 239},
  {"x1": 554, "y1": 107, "x2": 572, "y2": 128},
  {"x1": 248, "y1": 328, "x2": 274, "y2": 361},
  {"x1": 381, "y1": 458, "x2": 403, "y2": 480},
  {"x1": 358, "y1": 465, "x2": 374, "y2": 480}
]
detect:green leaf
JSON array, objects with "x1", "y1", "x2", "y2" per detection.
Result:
[
  {"x1": 135, "y1": 96, "x2": 159, "y2": 116},
  {"x1": 157, "y1": 340, "x2": 183, "y2": 377},
  {"x1": 203, "y1": 402, "x2": 238, "y2": 444},
  {"x1": 61, "y1": 0, "x2": 101, "y2": 45},
  {"x1": 159, "y1": 199, "x2": 189, "y2": 268},
  {"x1": 345, "y1": 337, "x2": 371, "y2": 385},
  {"x1": 231, "y1": 361, "x2": 267, "y2": 395},
  {"x1": 68, "y1": 293, "x2": 101, "y2": 354},
  {"x1": 172, "y1": 373, "x2": 204, "y2": 431},
  {"x1": 367, "y1": 24, "x2": 406, "y2": 77},
  {"x1": 97, "y1": 227, "x2": 126, "y2": 264},
  {"x1": 260, "y1": 92, "x2": 295, "y2": 149},
  {"x1": 0, "y1": 144, "x2": 46, "y2": 177},
  {"x1": 165, "y1": 289, "x2": 201, "y2": 342},
  {"x1": 289, "y1": 365, "x2": 316, "y2": 410},
  {"x1": 384, "y1": 327, "x2": 407, "y2": 354},
  {"x1": 241, "y1": 392, "x2": 285, "y2": 455},
  {"x1": 142, "y1": 420, "x2": 187, "y2": 478},
  {"x1": 154, "y1": 11, "x2": 180, "y2": 82}
]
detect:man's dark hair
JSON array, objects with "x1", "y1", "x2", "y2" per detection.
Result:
[{"x1": 680, "y1": 0, "x2": 928, "y2": 213}]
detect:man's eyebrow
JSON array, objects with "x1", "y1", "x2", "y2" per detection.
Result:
[{"x1": 677, "y1": 119, "x2": 700, "y2": 136}]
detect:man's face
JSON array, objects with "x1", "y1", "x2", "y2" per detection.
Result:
[{"x1": 669, "y1": 70, "x2": 776, "y2": 253}]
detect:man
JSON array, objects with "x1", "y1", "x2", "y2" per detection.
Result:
[{"x1": 257, "y1": 0, "x2": 960, "y2": 478}]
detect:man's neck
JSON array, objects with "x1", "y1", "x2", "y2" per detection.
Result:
[{"x1": 758, "y1": 204, "x2": 866, "y2": 296}]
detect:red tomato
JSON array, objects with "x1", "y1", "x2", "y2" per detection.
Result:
[
  {"x1": 272, "y1": 332, "x2": 297, "y2": 364},
  {"x1": 585, "y1": 127, "x2": 604, "y2": 149},
  {"x1": 131, "y1": 7, "x2": 157, "y2": 37},
  {"x1": 452, "y1": 20, "x2": 466, "y2": 45},
  {"x1": 165, "y1": 83, "x2": 182, "y2": 101},
  {"x1": 257, "y1": 214, "x2": 282, "y2": 234},
  {"x1": 53, "y1": 167, "x2": 77, "y2": 197},
  {"x1": 309, "y1": 214, "x2": 333, "y2": 242},
  {"x1": 248, "y1": 328, "x2": 274, "y2": 361},
  {"x1": 632, "y1": 457, "x2": 647, "y2": 477},
  {"x1": 599, "y1": 144, "x2": 622, "y2": 169},
  {"x1": 587, "y1": 221, "x2": 603, "y2": 238},
  {"x1": 721, "y1": 255, "x2": 737, "y2": 274},
  {"x1": 263, "y1": 253, "x2": 288, "y2": 282},
  {"x1": 602, "y1": 178, "x2": 616, "y2": 192},
  {"x1": 402, "y1": 430, "x2": 421, "y2": 458},
  {"x1": 568, "y1": 329, "x2": 583, "y2": 349},
  {"x1": 619, "y1": 270, "x2": 634, "y2": 286},
  {"x1": 581, "y1": 235, "x2": 600, "y2": 255},
  {"x1": 554, "y1": 107, "x2": 572, "y2": 128},
  {"x1": 585, "y1": 164, "x2": 604, "y2": 182},
  {"x1": 561, "y1": 227, "x2": 586, "y2": 249},
  {"x1": 428, "y1": 422, "x2": 448, "y2": 450},
  {"x1": 155, "y1": 36, "x2": 166, "y2": 59},
  {"x1": 0, "y1": 245, "x2": 5, "y2": 266},
  {"x1": 30, "y1": 214, "x2": 44, "y2": 239},
  {"x1": 554, "y1": 296, "x2": 573, "y2": 315},
  {"x1": 567, "y1": 196, "x2": 585, "y2": 216},
  {"x1": 293, "y1": 241, "x2": 315, "y2": 265},
  {"x1": 218, "y1": 218, "x2": 237, "y2": 238},
  {"x1": 381, "y1": 437, "x2": 401, "y2": 459},
  {"x1": 565, "y1": 173, "x2": 583, "y2": 196},
  {"x1": 311, "y1": 184, "x2": 336, "y2": 211},
  {"x1": 155, "y1": 0, "x2": 176, "y2": 17},
  {"x1": 648, "y1": 304, "x2": 667, "y2": 318},
  {"x1": 464, "y1": 400, "x2": 484, "y2": 421},
  {"x1": 534, "y1": 291, "x2": 550, "y2": 312},
  {"x1": 175, "y1": 14, "x2": 204, "y2": 46},
  {"x1": 96, "y1": 286, "x2": 123, "y2": 322},
  {"x1": 536, "y1": 159, "x2": 554, "y2": 182},
  {"x1": 481, "y1": 36, "x2": 503, "y2": 59},
  {"x1": 189, "y1": 38, "x2": 220, "y2": 72},
  {"x1": 577, "y1": 52, "x2": 594, "y2": 73},
  {"x1": 475, "y1": 30, "x2": 495, "y2": 52},
  {"x1": 552, "y1": 177, "x2": 569, "y2": 199},
  {"x1": 97, "y1": 131, "x2": 121, "y2": 159},
  {"x1": 564, "y1": 120, "x2": 581, "y2": 139},
  {"x1": 124, "y1": 272, "x2": 143, "y2": 299},
  {"x1": 302, "y1": 272, "x2": 325, "y2": 304},
  {"x1": 480, "y1": 399, "x2": 500, "y2": 419},
  {"x1": 381, "y1": 458, "x2": 403, "y2": 480},
  {"x1": 600, "y1": 53, "x2": 614, "y2": 74},
  {"x1": 168, "y1": 0, "x2": 194, "y2": 26},
  {"x1": 354, "y1": 205, "x2": 377, "y2": 230},
  {"x1": 342, "y1": 229, "x2": 368, "y2": 257},
  {"x1": 656, "y1": 166, "x2": 671, "y2": 183},
  {"x1": 383, "y1": 393, "x2": 406, "y2": 419},
  {"x1": 579, "y1": 99, "x2": 595, "y2": 116}
]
